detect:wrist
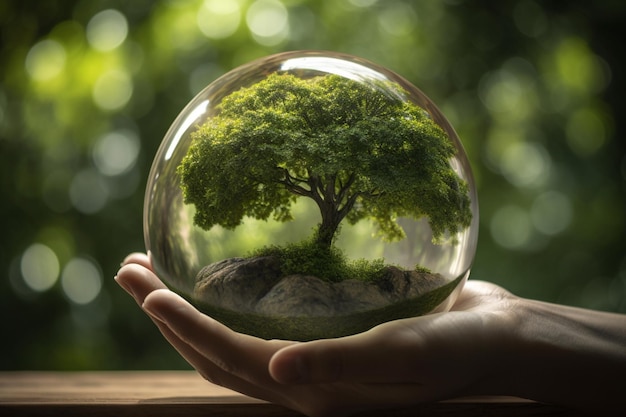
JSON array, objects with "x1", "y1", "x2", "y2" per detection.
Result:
[{"x1": 497, "y1": 298, "x2": 626, "y2": 414}]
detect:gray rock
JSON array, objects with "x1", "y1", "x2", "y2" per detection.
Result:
[
  {"x1": 377, "y1": 266, "x2": 446, "y2": 301},
  {"x1": 193, "y1": 256, "x2": 282, "y2": 312},
  {"x1": 335, "y1": 279, "x2": 390, "y2": 312},
  {"x1": 255, "y1": 275, "x2": 396, "y2": 317},
  {"x1": 256, "y1": 275, "x2": 339, "y2": 316}
]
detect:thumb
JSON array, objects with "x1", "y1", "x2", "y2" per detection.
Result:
[
  {"x1": 268, "y1": 324, "x2": 420, "y2": 384},
  {"x1": 268, "y1": 340, "x2": 342, "y2": 384}
]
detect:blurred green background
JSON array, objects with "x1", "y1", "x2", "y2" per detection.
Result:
[{"x1": 1, "y1": 0, "x2": 625, "y2": 370}]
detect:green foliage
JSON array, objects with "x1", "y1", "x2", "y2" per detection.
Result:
[
  {"x1": 251, "y1": 237, "x2": 387, "y2": 283},
  {"x1": 178, "y1": 72, "x2": 472, "y2": 249}
]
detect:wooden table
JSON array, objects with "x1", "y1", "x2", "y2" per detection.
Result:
[{"x1": 0, "y1": 371, "x2": 582, "y2": 416}]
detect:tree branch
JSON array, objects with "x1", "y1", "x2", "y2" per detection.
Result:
[
  {"x1": 336, "y1": 173, "x2": 356, "y2": 206},
  {"x1": 326, "y1": 174, "x2": 337, "y2": 202},
  {"x1": 307, "y1": 174, "x2": 325, "y2": 205},
  {"x1": 283, "y1": 168, "x2": 308, "y2": 185},
  {"x1": 281, "y1": 181, "x2": 312, "y2": 197},
  {"x1": 337, "y1": 192, "x2": 359, "y2": 223},
  {"x1": 279, "y1": 168, "x2": 312, "y2": 197}
]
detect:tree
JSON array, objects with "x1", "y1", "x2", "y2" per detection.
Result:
[{"x1": 178, "y1": 73, "x2": 472, "y2": 251}]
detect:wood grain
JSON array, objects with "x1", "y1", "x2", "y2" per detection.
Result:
[{"x1": 0, "y1": 371, "x2": 582, "y2": 416}]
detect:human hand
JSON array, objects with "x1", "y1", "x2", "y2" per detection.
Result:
[{"x1": 116, "y1": 252, "x2": 520, "y2": 416}]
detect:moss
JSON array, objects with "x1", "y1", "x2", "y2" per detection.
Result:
[
  {"x1": 251, "y1": 237, "x2": 389, "y2": 283},
  {"x1": 414, "y1": 264, "x2": 432, "y2": 274}
]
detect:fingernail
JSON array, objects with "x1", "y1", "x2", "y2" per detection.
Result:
[{"x1": 114, "y1": 274, "x2": 136, "y2": 298}]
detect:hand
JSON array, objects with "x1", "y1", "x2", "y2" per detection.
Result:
[
  {"x1": 115, "y1": 253, "x2": 518, "y2": 416},
  {"x1": 116, "y1": 253, "x2": 626, "y2": 417}
]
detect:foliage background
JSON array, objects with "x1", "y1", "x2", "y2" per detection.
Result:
[{"x1": 1, "y1": 0, "x2": 625, "y2": 370}]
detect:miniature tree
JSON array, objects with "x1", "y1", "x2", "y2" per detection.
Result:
[{"x1": 178, "y1": 73, "x2": 471, "y2": 257}]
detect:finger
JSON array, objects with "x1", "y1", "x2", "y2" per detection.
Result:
[
  {"x1": 269, "y1": 320, "x2": 424, "y2": 384},
  {"x1": 115, "y1": 266, "x2": 272, "y2": 396},
  {"x1": 148, "y1": 313, "x2": 286, "y2": 404},
  {"x1": 121, "y1": 252, "x2": 152, "y2": 269},
  {"x1": 142, "y1": 289, "x2": 291, "y2": 386},
  {"x1": 115, "y1": 263, "x2": 168, "y2": 304},
  {"x1": 142, "y1": 289, "x2": 299, "y2": 407}
]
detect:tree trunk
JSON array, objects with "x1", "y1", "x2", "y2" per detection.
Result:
[
  {"x1": 309, "y1": 173, "x2": 358, "y2": 250},
  {"x1": 315, "y1": 202, "x2": 342, "y2": 250}
]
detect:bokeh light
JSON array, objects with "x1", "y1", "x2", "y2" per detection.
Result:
[
  {"x1": 20, "y1": 243, "x2": 60, "y2": 292},
  {"x1": 566, "y1": 107, "x2": 608, "y2": 157},
  {"x1": 490, "y1": 205, "x2": 533, "y2": 250},
  {"x1": 499, "y1": 142, "x2": 551, "y2": 188},
  {"x1": 197, "y1": 0, "x2": 242, "y2": 40},
  {"x1": 92, "y1": 130, "x2": 141, "y2": 177},
  {"x1": 61, "y1": 257, "x2": 102, "y2": 305},
  {"x1": 531, "y1": 191, "x2": 573, "y2": 236},
  {"x1": 246, "y1": 0, "x2": 289, "y2": 46},
  {"x1": 377, "y1": 3, "x2": 417, "y2": 37},
  {"x1": 25, "y1": 40, "x2": 67, "y2": 82},
  {"x1": 92, "y1": 69, "x2": 133, "y2": 111},
  {"x1": 86, "y1": 9, "x2": 129, "y2": 52}
]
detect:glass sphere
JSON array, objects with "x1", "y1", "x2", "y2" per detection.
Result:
[{"x1": 144, "y1": 51, "x2": 478, "y2": 341}]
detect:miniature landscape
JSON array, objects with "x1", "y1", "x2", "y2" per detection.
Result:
[
  {"x1": 191, "y1": 255, "x2": 463, "y2": 340},
  {"x1": 193, "y1": 251, "x2": 446, "y2": 317}
]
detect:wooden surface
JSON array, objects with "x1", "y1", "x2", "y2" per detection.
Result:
[{"x1": 0, "y1": 371, "x2": 581, "y2": 416}]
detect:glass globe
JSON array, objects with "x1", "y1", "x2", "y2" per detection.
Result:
[{"x1": 144, "y1": 51, "x2": 478, "y2": 341}]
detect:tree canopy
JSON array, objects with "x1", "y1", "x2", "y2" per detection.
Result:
[{"x1": 178, "y1": 72, "x2": 472, "y2": 249}]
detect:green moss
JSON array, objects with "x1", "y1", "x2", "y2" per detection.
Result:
[
  {"x1": 251, "y1": 237, "x2": 387, "y2": 283},
  {"x1": 414, "y1": 264, "x2": 432, "y2": 274}
]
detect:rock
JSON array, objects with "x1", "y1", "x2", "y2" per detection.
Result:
[
  {"x1": 193, "y1": 256, "x2": 447, "y2": 317},
  {"x1": 193, "y1": 256, "x2": 282, "y2": 312},
  {"x1": 256, "y1": 275, "x2": 339, "y2": 316},
  {"x1": 377, "y1": 266, "x2": 446, "y2": 301},
  {"x1": 335, "y1": 279, "x2": 390, "y2": 312}
]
